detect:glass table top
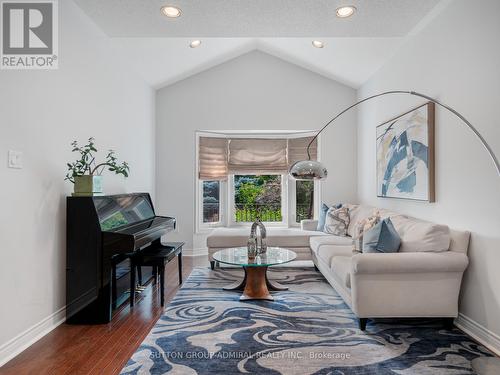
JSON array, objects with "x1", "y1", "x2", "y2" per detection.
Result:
[{"x1": 212, "y1": 247, "x2": 297, "y2": 267}]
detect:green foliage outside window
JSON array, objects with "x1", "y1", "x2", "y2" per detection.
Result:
[{"x1": 234, "y1": 175, "x2": 282, "y2": 222}]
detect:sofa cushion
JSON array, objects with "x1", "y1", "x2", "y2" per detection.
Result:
[
  {"x1": 346, "y1": 205, "x2": 451, "y2": 253},
  {"x1": 207, "y1": 228, "x2": 324, "y2": 248},
  {"x1": 323, "y1": 206, "x2": 349, "y2": 236},
  {"x1": 310, "y1": 235, "x2": 353, "y2": 265},
  {"x1": 346, "y1": 204, "x2": 376, "y2": 237},
  {"x1": 331, "y1": 256, "x2": 351, "y2": 289},
  {"x1": 310, "y1": 235, "x2": 353, "y2": 251},
  {"x1": 449, "y1": 229, "x2": 471, "y2": 254},
  {"x1": 317, "y1": 203, "x2": 342, "y2": 231},
  {"x1": 346, "y1": 204, "x2": 400, "y2": 237},
  {"x1": 362, "y1": 218, "x2": 401, "y2": 253},
  {"x1": 351, "y1": 213, "x2": 381, "y2": 241},
  {"x1": 317, "y1": 203, "x2": 330, "y2": 231},
  {"x1": 390, "y1": 215, "x2": 450, "y2": 252}
]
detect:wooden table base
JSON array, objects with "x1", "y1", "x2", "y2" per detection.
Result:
[{"x1": 222, "y1": 266, "x2": 288, "y2": 301}]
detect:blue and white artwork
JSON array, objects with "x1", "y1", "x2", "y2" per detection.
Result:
[{"x1": 376, "y1": 103, "x2": 435, "y2": 201}]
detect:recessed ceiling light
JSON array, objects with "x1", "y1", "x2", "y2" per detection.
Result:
[
  {"x1": 312, "y1": 40, "x2": 324, "y2": 48},
  {"x1": 336, "y1": 5, "x2": 356, "y2": 18},
  {"x1": 189, "y1": 40, "x2": 202, "y2": 48},
  {"x1": 161, "y1": 5, "x2": 181, "y2": 18}
]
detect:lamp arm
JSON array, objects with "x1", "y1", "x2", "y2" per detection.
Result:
[{"x1": 306, "y1": 90, "x2": 500, "y2": 176}]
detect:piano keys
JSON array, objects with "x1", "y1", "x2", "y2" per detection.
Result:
[{"x1": 66, "y1": 193, "x2": 175, "y2": 323}]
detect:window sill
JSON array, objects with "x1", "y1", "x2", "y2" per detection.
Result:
[{"x1": 197, "y1": 223, "x2": 303, "y2": 234}]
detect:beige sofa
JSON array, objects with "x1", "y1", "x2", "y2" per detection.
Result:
[{"x1": 206, "y1": 204, "x2": 470, "y2": 330}]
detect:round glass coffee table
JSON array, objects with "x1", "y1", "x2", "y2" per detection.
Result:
[{"x1": 212, "y1": 247, "x2": 297, "y2": 301}]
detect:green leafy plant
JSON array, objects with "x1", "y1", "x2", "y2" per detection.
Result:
[
  {"x1": 234, "y1": 175, "x2": 282, "y2": 222},
  {"x1": 65, "y1": 137, "x2": 130, "y2": 183}
]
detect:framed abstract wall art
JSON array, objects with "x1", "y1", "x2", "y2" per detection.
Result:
[{"x1": 376, "y1": 102, "x2": 435, "y2": 202}]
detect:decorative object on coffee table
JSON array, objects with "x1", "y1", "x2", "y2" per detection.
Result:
[
  {"x1": 246, "y1": 237, "x2": 257, "y2": 259},
  {"x1": 212, "y1": 247, "x2": 296, "y2": 301},
  {"x1": 289, "y1": 90, "x2": 499, "y2": 180},
  {"x1": 65, "y1": 137, "x2": 130, "y2": 196},
  {"x1": 376, "y1": 103, "x2": 435, "y2": 201},
  {"x1": 249, "y1": 218, "x2": 267, "y2": 254}
]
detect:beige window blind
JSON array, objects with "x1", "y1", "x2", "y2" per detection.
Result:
[
  {"x1": 228, "y1": 138, "x2": 288, "y2": 174},
  {"x1": 198, "y1": 137, "x2": 228, "y2": 180},
  {"x1": 198, "y1": 135, "x2": 317, "y2": 179},
  {"x1": 288, "y1": 136, "x2": 318, "y2": 166}
]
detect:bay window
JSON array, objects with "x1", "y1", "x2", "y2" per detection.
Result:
[{"x1": 197, "y1": 132, "x2": 319, "y2": 231}]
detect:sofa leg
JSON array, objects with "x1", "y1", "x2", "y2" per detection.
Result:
[
  {"x1": 216, "y1": 261, "x2": 220, "y2": 268},
  {"x1": 210, "y1": 261, "x2": 215, "y2": 270},
  {"x1": 443, "y1": 318, "x2": 455, "y2": 330},
  {"x1": 359, "y1": 318, "x2": 368, "y2": 331}
]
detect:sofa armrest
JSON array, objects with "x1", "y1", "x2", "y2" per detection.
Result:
[
  {"x1": 301, "y1": 219, "x2": 318, "y2": 231},
  {"x1": 352, "y1": 251, "x2": 469, "y2": 275}
]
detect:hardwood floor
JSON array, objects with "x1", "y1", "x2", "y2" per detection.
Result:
[{"x1": 0, "y1": 255, "x2": 207, "y2": 375}]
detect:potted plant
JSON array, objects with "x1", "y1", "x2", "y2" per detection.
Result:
[{"x1": 65, "y1": 137, "x2": 130, "y2": 196}]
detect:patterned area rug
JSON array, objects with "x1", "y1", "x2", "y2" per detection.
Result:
[{"x1": 121, "y1": 267, "x2": 491, "y2": 374}]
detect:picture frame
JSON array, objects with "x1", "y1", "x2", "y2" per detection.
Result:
[{"x1": 376, "y1": 102, "x2": 435, "y2": 202}]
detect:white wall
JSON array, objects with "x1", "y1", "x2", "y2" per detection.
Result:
[
  {"x1": 0, "y1": 0, "x2": 155, "y2": 363},
  {"x1": 156, "y1": 51, "x2": 357, "y2": 251},
  {"x1": 357, "y1": 0, "x2": 500, "y2": 345}
]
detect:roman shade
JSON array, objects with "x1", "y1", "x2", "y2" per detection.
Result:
[
  {"x1": 288, "y1": 136, "x2": 317, "y2": 166},
  {"x1": 198, "y1": 135, "x2": 318, "y2": 179},
  {"x1": 198, "y1": 137, "x2": 228, "y2": 180},
  {"x1": 228, "y1": 138, "x2": 288, "y2": 174}
]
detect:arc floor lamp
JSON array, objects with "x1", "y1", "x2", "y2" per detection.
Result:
[
  {"x1": 288, "y1": 90, "x2": 500, "y2": 373},
  {"x1": 288, "y1": 90, "x2": 500, "y2": 180}
]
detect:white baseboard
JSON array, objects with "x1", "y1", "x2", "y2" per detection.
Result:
[
  {"x1": 455, "y1": 313, "x2": 500, "y2": 356},
  {"x1": 0, "y1": 305, "x2": 66, "y2": 367},
  {"x1": 183, "y1": 248, "x2": 208, "y2": 257}
]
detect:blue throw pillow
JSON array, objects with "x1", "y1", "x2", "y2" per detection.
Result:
[
  {"x1": 317, "y1": 203, "x2": 342, "y2": 231},
  {"x1": 362, "y1": 218, "x2": 401, "y2": 253}
]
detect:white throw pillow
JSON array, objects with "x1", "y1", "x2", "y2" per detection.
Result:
[
  {"x1": 390, "y1": 215, "x2": 450, "y2": 252},
  {"x1": 323, "y1": 206, "x2": 350, "y2": 236}
]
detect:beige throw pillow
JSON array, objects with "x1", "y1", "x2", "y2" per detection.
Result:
[
  {"x1": 352, "y1": 212, "x2": 381, "y2": 253},
  {"x1": 352, "y1": 211, "x2": 381, "y2": 238},
  {"x1": 390, "y1": 215, "x2": 450, "y2": 252},
  {"x1": 323, "y1": 206, "x2": 350, "y2": 236}
]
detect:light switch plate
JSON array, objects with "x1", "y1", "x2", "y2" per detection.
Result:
[{"x1": 8, "y1": 150, "x2": 23, "y2": 169}]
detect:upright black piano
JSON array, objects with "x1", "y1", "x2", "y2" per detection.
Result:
[{"x1": 66, "y1": 193, "x2": 175, "y2": 323}]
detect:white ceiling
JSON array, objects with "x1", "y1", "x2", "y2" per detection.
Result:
[
  {"x1": 74, "y1": 0, "x2": 447, "y2": 89},
  {"x1": 75, "y1": 0, "x2": 440, "y2": 37},
  {"x1": 112, "y1": 38, "x2": 404, "y2": 89}
]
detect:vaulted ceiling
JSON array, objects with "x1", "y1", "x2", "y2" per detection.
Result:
[{"x1": 74, "y1": 0, "x2": 447, "y2": 88}]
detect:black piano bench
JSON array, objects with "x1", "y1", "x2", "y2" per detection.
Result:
[{"x1": 130, "y1": 242, "x2": 184, "y2": 307}]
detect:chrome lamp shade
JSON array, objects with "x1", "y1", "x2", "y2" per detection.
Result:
[{"x1": 289, "y1": 160, "x2": 328, "y2": 180}]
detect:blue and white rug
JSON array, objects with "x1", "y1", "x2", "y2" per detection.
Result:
[{"x1": 121, "y1": 267, "x2": 492, "y2": 374}]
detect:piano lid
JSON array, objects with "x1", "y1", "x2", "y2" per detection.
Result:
[{"x1": 93, "y1": 194, "x2": 155, "y2": 232}]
